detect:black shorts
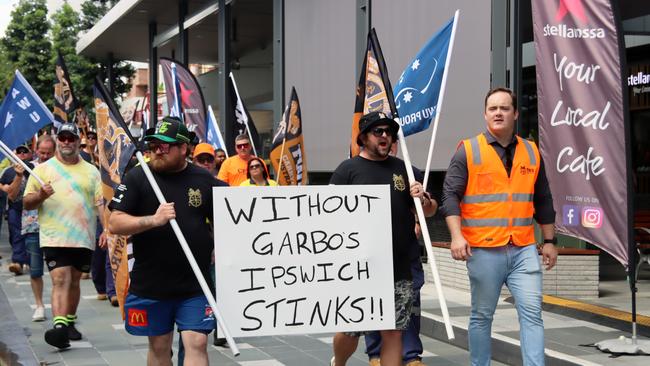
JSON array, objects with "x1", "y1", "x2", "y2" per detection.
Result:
[{"x1": 42, "y1": 247, "x2": 93, "y2": 273}]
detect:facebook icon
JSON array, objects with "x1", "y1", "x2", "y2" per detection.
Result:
[{"x1": 563, "y1": 205, "x2": 579, "y2": 226}]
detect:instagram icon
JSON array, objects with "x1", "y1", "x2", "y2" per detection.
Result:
[{"x1": 581, "y1": 207, "x2": 604, "y2": 228}]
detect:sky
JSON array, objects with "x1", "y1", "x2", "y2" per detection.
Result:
[{"x1": 0, "y1": 0, "x2": 84, "y2": 37}]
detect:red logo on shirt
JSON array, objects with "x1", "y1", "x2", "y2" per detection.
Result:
[{"x1": 128, "y1": 309, "x2": 148, "y2": 327}]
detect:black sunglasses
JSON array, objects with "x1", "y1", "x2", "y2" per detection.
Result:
[
  {"x1": 58, "y1": 134, "x2": 77, "y2": 143},
  {"x1": 197, "y1": 155, "x2": 215, "y2": 164},
  {"x1": 16, "y1": 148, "x2": 30, "y2": 154},
  {"x1": 370, "y1": 127, "x2": 394, "y2": 137}
]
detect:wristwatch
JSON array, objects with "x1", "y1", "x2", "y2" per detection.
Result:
[{"x1": 543, "y1": 237, "x2": 557, "y2": 245}]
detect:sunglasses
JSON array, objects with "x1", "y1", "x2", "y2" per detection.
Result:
[
  {"x1": 249, "y1": 164, "x2": 262, "y2": 170},
  {"x1": 148, "y1": 142, "x2": 180, "y2": 154},
  {"x1": 57, "y1": 135, "x2": 77, "y2": 143},
  {"x1": 87, "y1": 135, "x2": 97, "y2": 140},
  {"x1": 196, "y1": 155, "x2": 215, "y2": 164},
  {"x1": 16, "y1": 148, "x2": 30, "y2": 154},
  {"x1": 370, "y1": 127, "x2": 394, "y2": 138},
  {"x1": 236, "y1": 143, "x2": 250, "y2": 149}
]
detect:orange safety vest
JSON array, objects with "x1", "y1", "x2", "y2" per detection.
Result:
[{"x1": 460, "y1": 133, "x2": 540, "y2": 247}]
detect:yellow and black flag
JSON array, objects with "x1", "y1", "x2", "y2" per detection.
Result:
[
  {"x1": 94, "y1": 77, "x2": 136, "y2": 317},
  {"x1": 350, "y1": 28, "x2": 398, "y2": 157},
  {"x1": 53, "y1": 51, "x2": 77, "y2": 127},
  {"x1": 270, "y1": 87, "x2": 308, "y2": 185}
]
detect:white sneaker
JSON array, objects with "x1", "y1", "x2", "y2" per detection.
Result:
[{"x1": 32, "y1": 306, "x2": 45, "y2": 322}]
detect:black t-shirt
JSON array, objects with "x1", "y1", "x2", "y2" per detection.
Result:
[
  {"x1": 330, "y1": 155, "x2": 422, "y2": 281},
  {"x1": 0, "y1": 162, "x2": 33, "y2": 210},
  {"x1": 109, "y1": 163, "x2": 229, "y2": 299}
]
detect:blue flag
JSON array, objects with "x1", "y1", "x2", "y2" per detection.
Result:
[
  {"x1": 206, "y1": 105, "x2": 227, "y2": 155},
  {"x1": 0, "y1": 70, "x2": 54, "y2": 149},
  {"x1": 395, "y1": 16, "x2": 455, "y2": 137}
]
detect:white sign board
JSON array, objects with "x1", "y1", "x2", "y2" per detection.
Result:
[{"x1": 213, "y1": 185, "x2": 395, "y2": 337}]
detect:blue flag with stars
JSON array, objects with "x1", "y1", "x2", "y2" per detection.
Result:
[
  {"x1": 0, "y1": 70, "x2": 54, "y2": 150},
  {"x1": 395, "y1": 16, "x2": 455, "y2": 137}
]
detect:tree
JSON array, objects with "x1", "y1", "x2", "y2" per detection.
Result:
[{"x1": 1, "y1": 0, "x2": 52, "y2": 106}]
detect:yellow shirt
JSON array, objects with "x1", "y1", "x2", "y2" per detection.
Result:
[
  {"x1": 239, "y1": 179, "x2": 279, "y2": 187},
  {"x1": 217, "y1": 156, "x2": 249, "y2": 186},
  {"x1": 24, "y1": 157, "x2": 103, "y2": 249}
]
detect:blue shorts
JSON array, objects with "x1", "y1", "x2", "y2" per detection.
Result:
[
  {"x1": 25, "y1": 233, "x2": 43, "y2": 278},
  {"x1": 124, "y1": 293, "x2": 216, "y2": 336}
]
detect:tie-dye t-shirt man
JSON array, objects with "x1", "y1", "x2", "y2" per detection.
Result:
[{"x1": 23, "y1": 157, "x2": 103, "y2": 250}]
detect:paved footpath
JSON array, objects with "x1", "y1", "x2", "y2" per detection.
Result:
[{"x1": 0, "y1": 236, "x2": 503, "y2": 366}]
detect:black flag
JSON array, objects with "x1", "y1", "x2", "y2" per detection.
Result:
[{"x1": 226, "y1": 73, "x2": 261, "y2": 156}]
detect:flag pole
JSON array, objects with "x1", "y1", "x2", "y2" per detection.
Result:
[
  {"x1": 397, "y1": 123, "x2": 455, "y2": 340},
  {"x1": 229, "y1": 72, "x2": 258, "y2": 156},
  {"x1": 0, "y1": 140, "x2": 46, "y2": 187},
  {"x1": 133, "y1": 150, "x2": 240, "y2": 356},
  {"x1": 95, "y1": 77, "x2": 239, "y2": 356},
  {"x1": 276, "y1": 137, "x2": 288, "y2": 182},
  {"x1": 422, "y1": 10, "x2": 460, "y2": 190}
]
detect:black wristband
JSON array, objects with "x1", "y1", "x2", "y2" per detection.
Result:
[{"x1": 543, "y1": 237, "x2": 557, "y2": 245}]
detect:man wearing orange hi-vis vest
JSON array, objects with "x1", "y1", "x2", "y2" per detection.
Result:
[{"x1": 442, "y1": 87, "x2": 558, "y2": 366}]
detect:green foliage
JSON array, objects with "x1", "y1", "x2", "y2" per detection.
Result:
[
  {"x1": 79, "y1": 0, "x2": 134, "y2": 106},
  {"x1": 0, "y1": 0, "x2": 134, "y2": 123},
  {"x1": 1, "y1": 0, "x2": 52, "y2": 106}
]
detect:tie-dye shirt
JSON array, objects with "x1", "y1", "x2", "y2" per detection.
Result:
[{"x1": 24, "y1": 157, "x2": 103, "y2": 250}]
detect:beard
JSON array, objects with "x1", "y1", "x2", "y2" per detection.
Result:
[
  {"x1": 150, "y1": 155, "x2": 185, "y2": 172},
  {"x1": 366, "y1": 141, "x2": 391, "y2": 159},
  {"x1": 58, "y1": 145, "x2": 78, "y2": 159}
]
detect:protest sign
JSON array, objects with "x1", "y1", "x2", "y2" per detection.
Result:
[{"x1": 213, "y1": 185, "x2": 395, "y2": 337}]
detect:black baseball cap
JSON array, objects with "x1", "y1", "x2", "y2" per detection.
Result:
[
  {"x1": 57, "y1": 123, "x2": 80, "y2": 138},
  {"x1": 357, "y1": 111, "x2": 400, "y2": 146},
  {"x1": 15, "y1": 145, "x2": 31, "y2": 153},
  {"x1": 144, "y1": 117, "x2": 190, "y2": 144}
]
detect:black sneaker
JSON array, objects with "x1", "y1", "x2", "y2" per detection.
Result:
[
  {"x1": 213, "y1": 337, "x2": 227, "y2": 347},
  {"x1": 67, "y1": 324, "x2": 82, "y2": 340},
  {"x1": 45, "y1": 326, "x2": 70, "y2": 349}
]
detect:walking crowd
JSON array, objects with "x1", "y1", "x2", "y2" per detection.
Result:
[{"x1": 2, "y1": 87, "x2": 558, "y2": 366}]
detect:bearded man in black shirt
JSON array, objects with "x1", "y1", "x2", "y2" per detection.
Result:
[
  {"x1": 108, "y1": 117, "x2": 228, "y2": 366},
  {"x1": 329, "y1": 112, "x2": 436, "y2": 366}
]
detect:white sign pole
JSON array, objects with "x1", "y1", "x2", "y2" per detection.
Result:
[
  {"x1": 0, "y1": 140, "x2": 46, "y2": 186},
  {"x1": 422, "y1": 10, "x2": 460, "y2": 190},
  {"x1": 397, "y1": 124, "x2": 455, "y2": 340}
]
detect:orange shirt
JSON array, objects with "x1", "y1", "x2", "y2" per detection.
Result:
[{"x1": 217, "y1": 156, "x2": 249, "y2": 186}]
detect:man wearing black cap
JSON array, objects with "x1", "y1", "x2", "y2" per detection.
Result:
[
  {"x1": 1, "y1": 144, "x2": 33, "y2": 276},
  {"x1": 329, "y1": 111, "x2": 436, "y2": 366},
  {"x1": 23, "y1": 123, "x2": 106, "y2": 349},
  {"x1": 108, "y1": 116, "x2": 228, "y2": 366}
]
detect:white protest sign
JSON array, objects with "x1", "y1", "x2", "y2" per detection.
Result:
[{"x1": 213, "y1": 185, "x2": 395, "y2": 337}]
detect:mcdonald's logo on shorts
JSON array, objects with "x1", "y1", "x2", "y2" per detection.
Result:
[{"x1": 128, "y1": 308, "x2": 148, "y2": 327}]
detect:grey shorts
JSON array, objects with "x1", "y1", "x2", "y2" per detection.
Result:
[{"x1": 344, "y1": 279, "x2": 414, "y2": 336}]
